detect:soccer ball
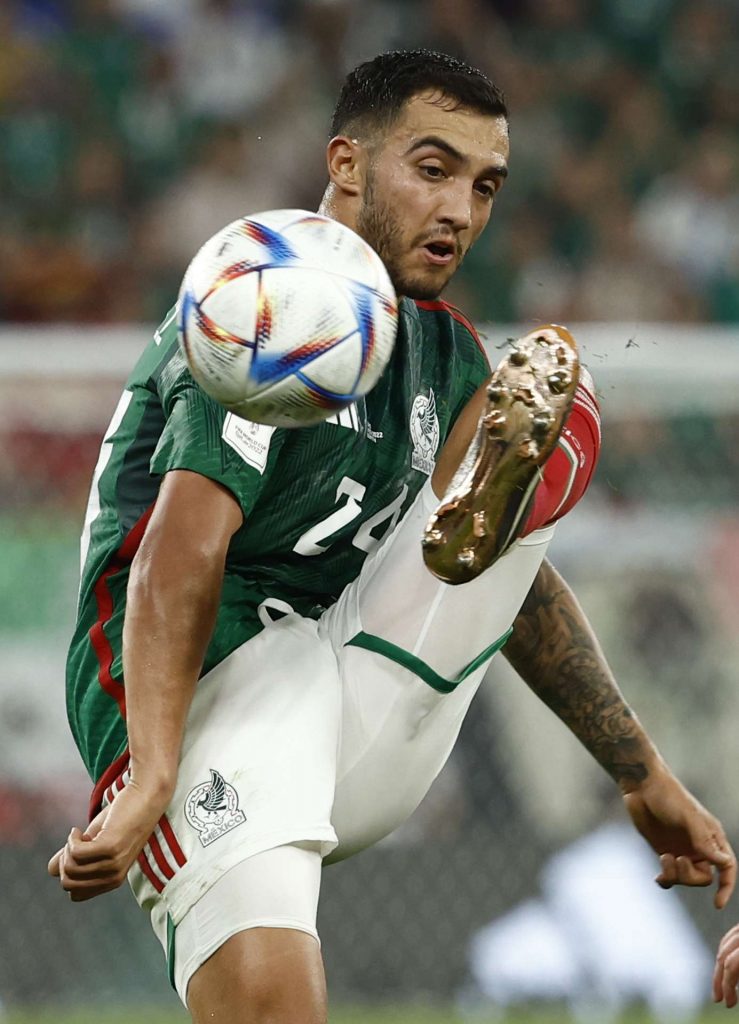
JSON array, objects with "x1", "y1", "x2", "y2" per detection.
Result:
[{"x1": 177, "y1": 209, "x2": 398, "y2": 427}]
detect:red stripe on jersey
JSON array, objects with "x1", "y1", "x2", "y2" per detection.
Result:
[
  {"x1": 90, "y1": 568, "x2": 125, "y2": 716},
  {"x1": 88, "y1": 506, "x2": 155, "y2": 720},
  {"x1": 147, "y1": 832, "x2": 176, "y2": 881},
  {"x1": 89, "y1": 749, "x2": 130, "y2": 820},
  {"x1": 137, "y1": 850, "x2": 165, "y2": 893},
  {"x1": 159, "y1": 814, "x2": 188, "y2": 868},
  {"x1": 414, "y1": 299, "x2": 490, "y2": 367}
]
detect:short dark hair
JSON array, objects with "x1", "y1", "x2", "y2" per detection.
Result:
[{"x1": 330, "y1": 49, "x2": 507, "y2": 140}]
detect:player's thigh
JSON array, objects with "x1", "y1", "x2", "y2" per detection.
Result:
[
  {"x1": 328, "y1": 651, "x2": 488, "y2": 860},
  {"x1": 321, "y1": 484, "x2": 553, "y2": 858},
  {"x1": 154, "y1": 841, "x2": 325, "y2": 1012}
]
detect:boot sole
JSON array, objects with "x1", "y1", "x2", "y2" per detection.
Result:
[{"x1": 422, "y1": 326, "x2": 580, "y2": 584}]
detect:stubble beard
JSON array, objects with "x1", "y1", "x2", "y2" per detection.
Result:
[{"x1": 356, "y1": 172, "x2": 452, "y2": 301}]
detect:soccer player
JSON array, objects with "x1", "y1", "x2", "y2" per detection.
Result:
[{"x1": 50, "y1": 50, "x2": 735, "y2": 1023}]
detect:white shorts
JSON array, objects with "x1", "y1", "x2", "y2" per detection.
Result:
[
  {"x1": 151, "y1": 842, "x2": 323, "y2": 1000},
  {"x1": 115, "y1": 481, "x2": 553, "y2": 1001}
]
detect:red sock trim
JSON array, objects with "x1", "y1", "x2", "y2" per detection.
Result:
[{"x1": 524, "y1": 382, "x2": 601, "y2": 533}]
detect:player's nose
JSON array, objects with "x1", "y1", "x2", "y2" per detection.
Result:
[{"x1": 436, "y1": 183, "x2": 473, "y2": 233}]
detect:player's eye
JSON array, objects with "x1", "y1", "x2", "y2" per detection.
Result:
[
  {"x1": 475, "y1": 182, "x2": 495, "y2": 199},
  {"x1": 420, "y1": 164, "x2": 446, "y2": 180}
]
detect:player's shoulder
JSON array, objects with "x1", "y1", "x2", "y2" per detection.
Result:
[
  {"x1": 127, "y1": 303, "x2": 199, "y2": 402},
  {"x1": 413, "y1": 299, "x2": 490, "y2": 368}
]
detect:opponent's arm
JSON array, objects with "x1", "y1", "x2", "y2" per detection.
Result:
[
  {"x1": 49, "y1": 469, "x2": 243, "y2": 901},
  {"x1": 503, "y1": 557, "x2": 736, "y2": 909}
]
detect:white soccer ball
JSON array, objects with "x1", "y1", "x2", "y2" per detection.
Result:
[{"x1": 177, "y1": 209, "x2": 398, "y2": 427}]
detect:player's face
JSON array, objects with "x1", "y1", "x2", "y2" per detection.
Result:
[{"x1": 356, "y1": 92, "x2": 509, "y2": 299}]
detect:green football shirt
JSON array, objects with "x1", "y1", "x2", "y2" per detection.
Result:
[{"x1": 67, "y1": 298, "x2": 490, "y2": 784}]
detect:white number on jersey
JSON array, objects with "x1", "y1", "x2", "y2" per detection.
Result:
[
  {"x1": 293, "y1": 476, "x2": 367, "y2": 556},
  {"x1": 293, "y1": 478, "x2": 409, "y2": 558}
]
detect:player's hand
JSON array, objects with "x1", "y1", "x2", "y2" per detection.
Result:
[
  {"x1": 621, "y1": 765, "x2": 736, "y2": 909},
  {"x1": 714, "y1": 923, "x2": 739, "y2": 1007},
  {"x1": 48, "y1": 783, "x2": 167, "y2": 902}
]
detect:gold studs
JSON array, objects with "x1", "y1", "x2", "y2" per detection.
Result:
[
  {"x1": 422, "y1": 529, "x2": 443, "y2": 548},
  {"x1": 473, "y1": 511, "x2": 487, "y2": 538},
  {"x1": 547, "y1": 370, "x2": 571, "y2": 394}
]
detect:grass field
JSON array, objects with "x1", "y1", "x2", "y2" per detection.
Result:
[{"x1": 3, "y1": 1007, "x2": 732, "y2": 1024}]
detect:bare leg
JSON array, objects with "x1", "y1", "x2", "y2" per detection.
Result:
[{"x1": 188, "y1": 927, "x2": 327, "y2": 1024}]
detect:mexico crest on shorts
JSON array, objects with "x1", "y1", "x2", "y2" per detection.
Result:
[
  {"x1": 185, "y1": 769, "x2": 246, "y2": 847},
  {"x1": 410, "y1": 389, "x2": 440, "y2": 474}
]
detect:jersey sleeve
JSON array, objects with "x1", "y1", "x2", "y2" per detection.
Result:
[{"x1": 150, "y1": 353, "x2": 287, "y2": 519}]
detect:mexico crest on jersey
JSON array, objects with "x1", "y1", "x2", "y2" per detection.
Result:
[
  {"x1": 410, "y1": 389, "x2": 440, "y2": 475},
  {"x1": 185, "y1": 769, "x2": 246, "y2": 847}
]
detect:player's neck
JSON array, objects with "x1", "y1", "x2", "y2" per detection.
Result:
[
  {"x1": 318, "y1": 186, "x2": 358, "y2": 235},
  {"x1": 318, "y1": 186, "x2": 406, "y2": 300}
]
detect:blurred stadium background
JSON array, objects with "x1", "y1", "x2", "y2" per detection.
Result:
[{"x1": 1, "y1": 0, "x2": 738, "y2": 1021}]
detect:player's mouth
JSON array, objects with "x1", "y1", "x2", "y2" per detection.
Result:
[{"x1": 420, "y1": 238, "x2": 457, "y2": 267}]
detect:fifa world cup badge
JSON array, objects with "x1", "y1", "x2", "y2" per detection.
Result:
[
  {"x1": 410, "y1": 389, "x2": 440, "y2": 474},
  {"x1": 185, "y1": 769, "x2": 246, "y2": 847}
]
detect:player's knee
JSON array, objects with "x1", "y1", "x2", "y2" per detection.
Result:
[
  {"x1": 222, "y1": 975, "x2": 327, "y2": 1024},
  {"x1": 245, "y1": 950, "x2": 326, "y2": 1024}
]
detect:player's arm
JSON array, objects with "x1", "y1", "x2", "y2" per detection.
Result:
[
  {"x1": 503, "y1": 557, "x2": 736, "y2": 909},
  {"x1": 49, "y1": 469, "x2": 243, "y2": 901}
]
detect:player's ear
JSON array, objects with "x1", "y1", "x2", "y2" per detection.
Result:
[{"x1": 326, "y1": 135, "x2": 364, "y2": 197}]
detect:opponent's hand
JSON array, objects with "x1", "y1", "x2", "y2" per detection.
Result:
[
  {"x1": 48, "y1": 783, "x2": 167, "y2": 902},
  {"x1": 622, "y1": 767, "x2": 736, "y2": 909},
  {"x1": 714, "y1": 924, "x2": 739, "y2": 1007}
]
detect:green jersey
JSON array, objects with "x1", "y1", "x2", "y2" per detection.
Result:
[{"x1": 67, "y1": 298, "x2": 490, "y2": 785}]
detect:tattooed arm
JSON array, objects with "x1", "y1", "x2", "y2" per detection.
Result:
[
  {"x1": 504, "y1": 557, "x2": 654, "y2": 788},
  {"x1": 504, "y1": 557, "x2": 736, "y2": 909}
]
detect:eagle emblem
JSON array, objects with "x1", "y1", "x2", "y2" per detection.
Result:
[
  {"x1": 410, "y1": 389, "x2": 440, "y2": 474},
  {"x1": 185, "y1": 769, "x2": 246, "y2": 847},
  {"x1": 197, "y1": 769, "x2": 229, "y2": 813}
]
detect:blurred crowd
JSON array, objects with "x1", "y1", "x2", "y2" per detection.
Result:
[{"x1": 1, "y1": 0, "x2": 738, "y2": 325}]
